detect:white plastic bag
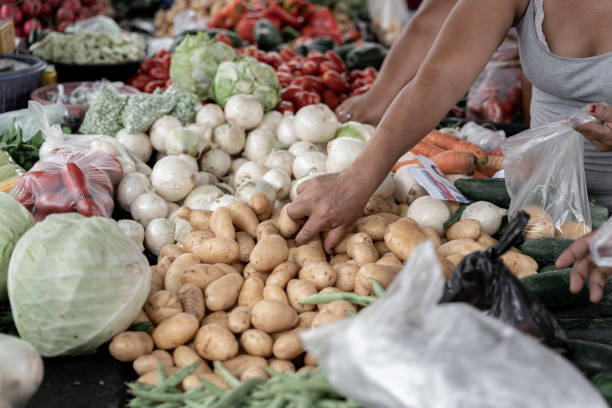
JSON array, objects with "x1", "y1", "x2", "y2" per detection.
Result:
[
  {"x1": 368, "y1": 0, "x2": 411, "y2": 46},
  {"x1": 503, "y1": 111, "x2": 596, "y2": 238},
  {"x1": 460, "y1": 121, "x2": 506, "y2": 152},
  {"x1": 591, "y1": 218, "x2": 612, "y2": 268},
  {"x1": 301, "y1": 241, "x2": 606, "y2": 408},
  {"x1": 173, "y1": 10, "x2": 208, "y2": 37}
]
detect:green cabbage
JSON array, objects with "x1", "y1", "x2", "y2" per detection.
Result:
[
  {"x1": 0, "y1": 193, "x2": 34, "y2": 302},
  {"x1": 334, "y1": 121, "x2": 374, "y2": 142},
  {"x1": 170, "y1": 33, "x2": 237, "y2": 100},
  {"x1": 8, "y1": 213, "x2": 150, "y2": 357},
  {"x1": 213, "y1": 56, "x2": 281, "y2": 112}
]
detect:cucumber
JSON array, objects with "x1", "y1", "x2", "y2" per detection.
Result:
[
  {"x1": 254, "y1": 19, "x2": 283, "y2": 51},
  {"x1": 557, "y1": 318, "x2": 612, "y2": 345},
  {"x1": 591, "y1": 199, "x2": 609, "y2": 230},
  {"x1": 345, "y1": 43, "x2": 388, "y2": 70},
  {"x1": 569, "y1": 340, "x2": 612, "y2": 377},
  {"x1": 443, "y1": 205, "x2": 467, "y2": 231},
  {"x1": 520, "y1": 237, "x2": 574, "y2": 268},
  {"x1": 540, "y1": 265, "x2": 558, "y2": 273},
  {"x1": 592, "y1": 372, "x2": 612, "y2": 402},
  {"x1": 555, "y1": 288, "x2": 612, "y2": 319},
  {"x1": 520, "y1": 269, "x2": 590, "y2": 311},
  {"x1": 454, "y1": 178, "x2": 511, "y2": 208}
]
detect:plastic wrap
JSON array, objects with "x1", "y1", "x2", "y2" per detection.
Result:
[
  {"x1": 459, "y1": 121, "x2": 506, "y2": 152},
  {"x1": 368, "y1": 0, "x2": 411, "y2": 46},
  {"x1": 301, "y1": 240, "x2": 607, "y2": 408},
  {"x1": 467, "y1": 31, "x2": 522, "y2": 123},
  {"x1": 503, "y1": 111, "x2": 595, "y2": 238},
  {"x1": 591, "y1": 218, "x2": 612, "y2": 268},
  {"x1": 0, "y1": 103, "x2": 67, "y2": 142}
]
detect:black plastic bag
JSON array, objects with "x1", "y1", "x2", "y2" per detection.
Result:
[{"x1": 441, "y1": 211, "x2": 568, "y2": 350}]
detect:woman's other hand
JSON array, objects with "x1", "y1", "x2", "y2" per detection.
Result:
[
  {"x1": 556, "y1": 231, "x2": 612, "y2": 302},
  {"x1": 577, "y1": 102, "x2": 612, "y2": 151},
  {"x1": 336, "y1": 92, "x2": 387, "y2": 125}
]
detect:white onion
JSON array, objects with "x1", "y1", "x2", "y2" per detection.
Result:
[
  {"x1": 117, "y1": 172, "x2": 152, "y2": 211},
  {"x1": 150, "y1": 115, "x2": 182, "y2": 153},
  {"x1": 116, "y1": 129, "x2": 153, "y2": 162},
  {"x1": 233, "y1": 161, "x2": 268, "y2": 187},
  {"x1": 293, "y1": 151, "x2": 327, "y2": 179},
  {"x1": 145, "y1": 218, "x2": 175, "y2": 256},
  {"x1": 235, "y1": 179, "x2": 276, "y2": 204},
  {"x1": 225, "y1": 94, "x2": 264, "y2": 130},
  {"x1": 276, "y1": 113, "x2": 299, "y2": 146},
  {"x1": 263, "y1": 168, "x2": 291, "y2": 199},
  {"x1": 200, "y1": 148, "x2": 232, "y2": 178},
  {"x1": 214, "y1": 123, "x2": 246, "y2": 155},
  {"x1": 130, "y1": 193, "x2": 168, "y2": 227},
  {"x1": 260, "y1": 150, "x2": 294, "y2": 177},
  {"x1": 196, "y1": 104, "x2": 225, "y2": 128},
  {"x1": 183, "y1": 185, "x2": 224, "y2": 210},
  {"x1": 289, "y1": 141, "x2": 318, "y2": 156},
  {"x1": 151, "y1": 156, "x2": 196, "y2": 202},
  {"x1": 294, "y1": 104, "x2": 340, "y2": 143},
  {"x1": 244, "y1": 128, "x2": 280, "y2": 162}
]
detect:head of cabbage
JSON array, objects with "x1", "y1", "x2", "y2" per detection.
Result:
[
  {"x1": 213, "y1": 56, "x2": 281, "y2": 112},
  {"x1": 8, "y1": 213, "x2": 151, "y2": 357},
  {"x1": 0, "y1": 193, "x2": 34, "y2": 302},
  {"x1": 170, "y1": 32, "x2": 237, "y2": 100}
]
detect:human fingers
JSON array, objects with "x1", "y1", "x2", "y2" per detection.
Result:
[
  {"x1": 295, "y1": 211, "x2": 332, "y2": 246},
  {"x1": 286, "y1": 199, "x2": 312, "y2": 222},
  {"x1": 576, "y1": 122, "x2": 612, "y2": 152},
  {"x1": 556, "y1": 236, "x2": 592, "y2": 268},
  {"x1": 569, "y1": 258, "x2": 591, "y2": 294},
  {"x1": 323, "y1": 224, "x2": 350, "y2": 254},
  {"x1": 588, "y1": 266, "x2": 612, "y2": 303},
  {"x1": 588, "y1": 102, "x2": 612, "y2": 123}
]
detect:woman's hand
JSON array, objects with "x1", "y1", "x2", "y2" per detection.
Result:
[
  {"x1": 576, "y1": 102, "x2": 612, "y2": 152},
  {"x1": 555, "y1": 231, "x2": 612, "y2": 302},
  {"x1": 286, "y1": 171, "x2": 374, "y2": 253},
  {"x1": 336, "y1": 92, "x2": 387, "y2": 125}
]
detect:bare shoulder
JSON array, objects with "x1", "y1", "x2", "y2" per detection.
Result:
[{"x1": 447, "y1": 0, "x2": 530, "y2": 24}]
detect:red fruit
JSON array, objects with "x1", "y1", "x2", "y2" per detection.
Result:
[
  {"x1": 61, "y1": 0, "x2": 82, "y2": 12},
  {"x1": 49, "y1": 0, "x2": 62, "y2": 7},
  {"x1": 351, "y1": 78, "x2": 367, "y2": 90},
  {"x1": 306, "y1": 50, "x2": 326, "y2": 65},
  {"x1": 76, "y1": 197, "x2": 106, "y2": 217},
  {"x1": 23, "y1": 18, "x2": 42, "y2": 36},
  {"x1": 301, "y1": 60, "x2": 318, "y2": 75},
  {"x1": 13, "y1": 26, "x2": 23, "y2": 39},
  {"x1": 21, "y1": 0, "x2": 41, "y2": 17},
  {"x1": 322, "y1": 89, "x2": 338, "y2": 111},
  {"x1": 266, "y1": 52, "x2": 282, "y2": 69},
  {"x1": 279, "y1": 48, "x2": 296, "y2": 62},
  {"x1": 81, "y1": 0, "x2": 96, "y2": 5},
  {"x1": 276, "y1": 100, "x2": 295, "y2": 114},
  {"x1": 215, "y1": 33, "x2": 233, "y2": 46},
  {"x1": 56, "y1": 7, "x2": 75, "y2": 22},
  {"x1": 351, "y1": 85, "x2": 370, "y2": 96},
  {"x1": 144, "y1": 80, "x2": 166, "y2": 93},
  {"x1": 324, "y1": 51, "x2": 346, "y2": 73},
  {"x1": 39, "y1": 2, "x2": 52, "y2": 15},
  {"x1": 277, "y1": 71, "x2": 293, "y2": 87},
  {"x1": 149, "y1": 67, "x2": 169, "y2": 80},
  {"x1": 57, "y1": 21, "x2": 70, "y2": 32},
  {"x1": 0, "y1": 5, "x2": 23, "y2": 25},
  {"x1": 277, "y1": 63, "x2": 291, "y2": 73},
  {"x1": 321, "y1": 70, "x2": 349, "y2": 93},
  {"x1": 35, "y1": 192, "x2": 75, "y2": 215},
  {"x1": 293, "y1": 91, "x2": 320, "y2": 109},
  {"x1": 280, "y1": 85, "x2": 302, "y2": 101},
  {"x1": 61, "y1": 162, "x2": 90, "y2": 201}
]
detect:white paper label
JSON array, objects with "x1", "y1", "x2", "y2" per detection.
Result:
[{"x1": 408, "y1": 155, "x2": 470, "y2": 203}]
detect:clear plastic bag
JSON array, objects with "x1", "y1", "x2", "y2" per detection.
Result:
[
  {"x1": 467, "y1": 31, "x2": 522, "y2": 123},
  {"x1": 503, "y1": 111, "x2": 595, "y2": 238},
  {"x1": 173, "y1": 10, "x2": 208, "y2": 37},
  {"x1": 368, "y1": 0, "x2": 411, "y2": 46},
  {"x1": 459, "y1": 121, "x2": 506, "y2": 152},
  {"x1": 0, "y1": 103, "x2": 67, "y2": 142},
  {"x1": 301, "y1": 241, "x2": 607, "y2": 408},
  {"x1": 591, "y1": 218, "x2": 612, "y2": 268}
]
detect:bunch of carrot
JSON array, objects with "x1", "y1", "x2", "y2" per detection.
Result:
[{"x1": 393, "y1": 129, "x2": 503, "y2": 177}]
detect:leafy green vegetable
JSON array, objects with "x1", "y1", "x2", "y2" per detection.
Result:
[
  {"x1": 0, "y1": 121, "x2": 43, "y2": 171},
  {"x1": 213, "y1": 56, "x2": 281, "y2": 112}
]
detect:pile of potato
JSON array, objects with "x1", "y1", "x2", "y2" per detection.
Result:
[
  {"x1": 108, "y1": 193, "x2": 536, "y2": 391},
  {"x1": 154, "y1": 0, "x2": 229, "y2": 37}
]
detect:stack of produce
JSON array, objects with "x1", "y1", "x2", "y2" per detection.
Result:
[
  {"x1": 154, "y1": 0, "x2": 230, "y2": 37},
  {"x1": 0, "y1": 0, "x2": 112, "y2": 37},
  {"x1": 126, "y1": 50, "x2": 173, "y2": 93}
]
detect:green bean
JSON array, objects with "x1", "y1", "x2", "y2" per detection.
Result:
[
  {"x1": 212, "y1": 361, "x2": 241, "y2": 388},
  {"x1": 209, "y1": 378, "x2": 265, "y2": 408},
  {"x1": 298, "y1": 292, "x2": 377, "y2": 306},
  {"x1": 370, "y1": 279, "x2": 385, "y2": 298}
]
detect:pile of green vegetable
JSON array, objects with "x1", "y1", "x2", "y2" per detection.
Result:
[
  {"x1": 29, "y1": 32, "x2": 146, "y2": 65},
  {"x1": 0, "y1": 123, "x2": 43, "y2": 171}
]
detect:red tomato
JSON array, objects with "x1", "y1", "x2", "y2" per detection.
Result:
[
  {"x1": 350, "y1": 70, "x2": 364, "y2": 81},
  {"x1": 276, "y1": 100, "x2": 295, "y2": 114},
  {"x1": 352, "y1": 85, "x2": 370, "y2": 96},
  {"x1": 156, "y1": 49, "x2": 169, "y2": 58},
  {"x1": 277, "y1": 72, "x2": 293, "y2": 87},
  {"x1": 280, "y1": 48, "x2": 296, "y2": 62},
  {"x1": 321, "y1": 71, "x2": 349, "y2": 93},
  {"x1": 62, "y1": 162, "x2": 90, "y2": 201},
  {"x1": 287, "y1": 60, "x2": 302, "y2": 71},
  {"x1": 302, "y1": 75, "x2": 324, "y2": 93},
  {"x1": 144, "y1": 80, "x2": 166, "y2": 93},
  {"x1": 324, "y1": 51, "x2": 346, "y2": 73},
  {"x1": 130, "y1": 74, "x2": 151, "y2": 90},
  {"x1": 254, "y1": 50, "x2": 269, "y2": 64},
  {"x1": 159, "y1": 54, "x2": 172, "y2": 72},
  {"x1": 277, "y1": 63, "x2": 292, "y2": 73},
  {"x1": 290, "y1": 77, "x2": 306, "y2": 89},
  {"x1": 319, "y1": 61, "x2": 340, "y2": 74},
  {"x1": 292, "y1": 70, "x2": 303, "y2": 77},
  {"x1": 77, "y1": 197, "x2": 106, "y2": 217},
  {"x1": 35, "y1": 192, "x2": 75, "y2": 214},
  {"x1": 363, "y1": 67, "x2": 377, "y2": 79},
  {"x1": 139, "y1": 59, "x2": 158, "y2": 74},
  {"x1": 294, "y1": 91, "x2": 321, "y2": 109},
  {"x1": 281, "y1": 85, "x2": 303, "y2": 101},
  {"x1": 266, "y1": 51, "x2": 282, "y2": 68},
  {"x1": 322, "y1": 90, "x2": 338, "y2": 111},
  {"x1": 306, "y1": 50, "x2": 326, "y2": 65},
  {"x1": 301, "y1": 60, "x2": 318, "y2": 75},
  {"x1": 351, "y1": 78, "x2": 367, "y2": 90},
  {"x1": 215, "y1": 33, "x2": 233, "y2": 46},
  {"x1": 149, "y1": 67, "x2": 169, "y2": 80}
]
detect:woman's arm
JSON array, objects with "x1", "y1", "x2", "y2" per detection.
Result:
[
  {"x1": 288, "y1": 0, "x2": 528, "y2": 251},
  {"x1": 337, "y1": 0, "x2": 459, "y2": 124}
]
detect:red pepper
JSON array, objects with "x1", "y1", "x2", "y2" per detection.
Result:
[
  {"x1": 296, "y1": 1, "x2": 314, "y2": 21},
  {"x1": 324, "y1": 51, "x2": 346, "y2": 73},
  {"x1": 301, "y1": 75, "x2": 325, "y2": 93},
  {"x1": 144, "y1": 80, "x2": 167, "y2": 93},
  {"x1": 130, "y1": 75, "x2": 152, "y2": 91},
  {"x1": 149, "y1": 67, "x2": 169, "y2": 80},
  {"x1": 321, "y1": 70, "x2": 349, "y2": 93},
  {"x1": 62, "y1": 163, "x2": 90, "y2": 201},
  {"x1": 215, "y1": 33, "x2": 233, "y2": 46},
  {"x1": 156, "y1": 49, "x2": 169, "y2": 58},
  {"x1": 210, "y1": 0, "x2": 247, "y2": 29},
  {"x1": 265, "y1": 1, "x2": 300, "y2": 27},
  {"x1": 281, "y1": 85, "x2": 303, "y2": 101},
  {"x1": 77, "y1": 197, "x2": 106, "y2": 217},
  {"x1": 139, "y1": 59, "x2": 157, "y2": 74},
  {"x1": 25, "y1": 171, "x2": 63, "y2": 192},
  {"x1": 159, "y1": 54, "x2": 171, "y2": 72},
  {"x1": 302, "y1": 7, "x2": 342, "y2": 44},
  {"x1": 301, "y1": 60, "x2": 318, "y2": 75},
  {"x1": 277, "y1": 71, "x2": 294, "y2": 86},
  {"x1": 294, "y1": 91, "x2": 321, "y2": 109},
  {"x1": 236, "y1": 15, "x2": 258, "y2": 42},
  {"x1": 277, "y1": 100, "x2": 295, "y2": 114},
  {"x1": 322, "y1": 89, "x2": 338, "y2": 111},
  {"x1": 35, "y1": 192, "x2": 75, "y2": 214}
]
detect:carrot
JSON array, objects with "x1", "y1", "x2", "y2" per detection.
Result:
[
  {"x1": 482, "y1": 155, "x2": 505, "y2": 177},
  {"x1": 430, "y1": 150, "x2": 476, "y2": 175},
  {"x1": 472, "y1": 170, "x2": 487, "y2": 178},
  {"x1": 410, "y1": 141, "x2": 444, "y2": 158},
  {"x1": 489, "y1": 147, "x2": 503, "y2": 156},
  {"x1": 392, "y1": 159, "x2": 421, "y2": 172},
  {"x1": 424, "y1": 130, "x2": 488, "y2": 166}
]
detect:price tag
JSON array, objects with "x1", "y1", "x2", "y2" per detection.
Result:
[{"x1": 408, "y1": 155, "x2": 470, "y2": 203}]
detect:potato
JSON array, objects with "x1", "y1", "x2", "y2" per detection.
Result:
[
  {"x1": 304, "y1": 352, "x2": 317, "y2": 366},
  {"x1": 268, "y1": 358, "x2": 295, "y2": 373},
  {"x1": 133, "y1": 354, "x2": 173, "y2": 376},
  {"x1": 384, "y1": 218, "x2": 429, "y2": 261},
  {"x1": 330, "y1": 254, "x2": 350, "y2": 265},
  {"x1": 159, "y1": 245, "x2": 187, "y2": 263},
  {"x1": 251, "y1": 300, "x2": 299, "y2": 333},
  {"x1": 263, "y1": 285, "x2": 289, "y2": 304},
  {"x1": 145, "y1": 290, "x2": 183, "y2": 325},
  {"x1": 294, "y1": 245, "x2": 326, "y2": 267},
  {"x1": 446, "y1": 254, "x2": 464, "y2": 266},
  {"x1": 228, "y1": 306, "x2": 252, "y2": 334},
  {"x1": 242, "y1": 263, "x2": 270, "y2": 281},
  {"x1": 202, "y1": 311, "x2": 229, "y2": 329},
  {"x1": 266, "y1": 262, "x2": 299, "y2": 288},
  {"x1": 298, "y1": 311, "x2": 318, "y2": 328},
  {"x1": 353, "y1": 275, "x2": 369, "y2": 296},
  {"x1": 500, "y1": 251, "x2": 538, "y2": 278},
  {"x1": 356, "y1": 214, "x2": 399, "y2": 240},
  {"x1": 557, "y1": 222, "x2": 591, "y2": 239},
  {"x1": 210, "y1": 207, "x2": 235, "y2": 241},
  {"x1": 523, "y1": 205, "x2": 555, "y2": 240},
  {"x1": 231, "y1": 262, "x2": 244, "y2": 274},
  {"x1": 195, "y1": 237, "x2": 240, "y2": 264},
  {"x1": 437, "y1": 255, "x2": 456, "y2": 280},
  {"x1": 377, "y1": 252, "x2": 402, "y2": 267},
  {"x1": 240, "y1": 329, "x2": 274, "y2": 357},
  {"x1": 229, "y1": 200, "x2": 259, "y2": 237},
  {"x1": 399, "y1": 203, "x2": 410, "y2": 217},
  {"x1": 182, "y1": 373, "x2": 230, "y2": 391},
  {"x1": 333, "y1": 233, "x2": 355, "y2": 254},
  {"x1": 173, "y1": 345, "x2": 211, "y2": 375},
  {"x1": 272, "y1": 328, "x2": 305, "y2": 360},
  {"x1": 182, "y1": 230, "x2": 215, "y2": 253},
  {"x1": 205, "y1": 273, "x2": 244, "y2": 311},
  {"x1": 138, "y1": 367, "x2": 179, "y2": 386},
  {"x1": 298, "y1": 262, "x2": 337, "y2": 290},
  {"x1": 286, "y1": 279, "x2": 317, "y2": 313},
  {"x1": 249, "y1": 192, "x2": 273, "y2": 221},
  {"x1": 222, "y1": 355, "x2": 268, "y2": 378},
  {"x1": 214, "y1": 263, "x2": 239, "y2": 275},
  {"x1": 374, "y1": 241, "x2": 390, "y2": 256},
  {"x1": 241, "y1": 366, "x2": 269, "y2": 381},
  {"x1": 182, "y1": 264, "x2": 225, "y2": 291},
  {"x1": 420, "y1": 226, "x2": 442, "y2": 249},
  {"x1": 149, "y1": 268, "x2": 164, "y2": 300},
  {"x1": 151, "y1": 349, "x2": 174, "y2": 366},
  {"x1": 476, "y1": 233, "x2": 498, "y2": 248},
  {"x1": 332, "y1": 262, "x2": 358, "y2": 291},
  {"x1": 153, "y1": 313, "x2": 199, "y2": 349},
  {"x1": 236, "y1": 231, "x2": 255, "y2": 263},
  {"x1": 195, "y1": 324, "x2": 239, "y2": 361},
  {"x1": 278, "y1": 206, "x2": 300, "y2": 238},
  {"x1": 436, "y1": 239, "x2": 486, "y2": 258},
  {"x1": 357, "y1": 263, "x2": 400, "y2": 293},
  {"x1": 446, "y1": 220, "x2": 482, "y2": 241},
  {"x1": 238, "y1": 276, "x2": 265, "y2": 308},
  {"x1": 311, "y1": 307, "x2": 348, "y2": 328},
  {"x1": 254, "y1": 219, "x2": 278, "y2": 240},
  {"x1": 155, "y1": 256, "x2": 173, "y2": 277},
  {"x1": 347, "y1": 233, "x2": 379, "y2": 266},
  {"x1": 250, "y1": 235, "x2": 289, "y2": 272},
  {"x1": 165, "y1": 253, "x2": 201, "y2": 292},
  {"x1": 178, "y1": 207, "x2": 211, "y2": 231},
  {"x1": 364, "y1": 196, "x2": 399, "y2": 215},
  {"x1": 109, "y1": 332, "x2": 154, "y2": 362}
]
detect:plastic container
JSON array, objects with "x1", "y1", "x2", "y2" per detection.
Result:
[
  {"x1": 31, "y1": 82, "x2": 140, "y2": 118},
  {"x1": 51, "y1": 60, "x2": 142, "y2": 82},
  {"x1": 0, "y1": 54, "x2": 45, "y2": 113}
]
